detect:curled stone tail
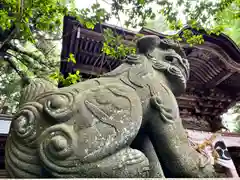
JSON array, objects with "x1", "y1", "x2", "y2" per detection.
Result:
[{"x1": 5, "y1": 136, "x2": 41, "y2": 177}]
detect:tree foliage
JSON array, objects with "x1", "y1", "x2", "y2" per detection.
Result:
[
  {"x1": 0, "y1": 0, "x2": 71, "y2": 112},
  {"x1": 215, "y1": 3, "x2": 240, "y2": 46},
  {"x1": 102, "y1": 28, "x2": 137, "y2": 59}
]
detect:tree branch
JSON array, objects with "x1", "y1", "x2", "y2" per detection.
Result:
[
  {"x1": 0, "y1": 52, "x2": 19, "y2": 74},
  {"x1": 8, "y1": 43, "x2": 53, "y2": 69},
  {"x1": 0, "y1": 52, "x2": 30, "y2": 84},
  {"x1": 0, "y1": 28, "x2": 16, "y2": 50},
  {"x1": 32, "y1": 33, "x2": 58, "y2": 57}
]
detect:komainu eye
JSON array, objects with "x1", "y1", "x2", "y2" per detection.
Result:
[{"x1": 165, "y1": 56, "x2": 178, "y2": 63}]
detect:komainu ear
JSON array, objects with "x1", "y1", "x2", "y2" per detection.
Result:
[{"x1": 136, "y1": 35, "x2": 161, "y2": 54}]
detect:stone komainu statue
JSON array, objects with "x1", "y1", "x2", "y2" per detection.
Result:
[{"x1": 5, "y1": 35, "x2": 217, "y2": 178}]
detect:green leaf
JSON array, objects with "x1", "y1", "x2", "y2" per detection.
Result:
[
  {"x1": 67, "y1": 53, "x2": 76, "y2": 64},
  {"x1": 85, "y1": 21, "x2": 95, "y2": 29},
  {"x1": 77, "y1": 16, "x2": 85, "y2": 25},
  {"x1": 138, "y1": 0, "x2": 145, "y2": 5}
]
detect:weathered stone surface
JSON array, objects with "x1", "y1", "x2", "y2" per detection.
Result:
[
  {"x1": 5, "y1": 78, "x2": 57, "y2": 178},
  {"x1": 5, "y1": 35, "x2": 217, "y2": 178}
]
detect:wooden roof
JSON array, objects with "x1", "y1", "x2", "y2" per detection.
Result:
[
  {"x1": 60, "y1": 16, "x2": 137, "y2": 77},
  {"x1": 60, "y1": 16, "x2": 240, "y2": 132}
]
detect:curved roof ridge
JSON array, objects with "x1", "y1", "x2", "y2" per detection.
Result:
[
  {"x1": 140, "y1": 25, "x2": 240, "y2": 64},
  {"x1": 142, "y1": 25, "x2": 239, "y2": 48},
  {"x1": 180, "y1": 25, "x2": 240, "y2": 50}
]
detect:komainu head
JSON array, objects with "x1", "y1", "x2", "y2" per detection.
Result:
[{"x1": 136, "y1": 35, "x2": 190, "y2": 96}]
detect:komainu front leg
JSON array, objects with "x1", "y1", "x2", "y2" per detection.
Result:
[
  {"x1": 149, "y1": 95, "x2": 217, "y2": 178},
  {"x1": 131, "y1": 128, "x2": 165, "y2": 178}
]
